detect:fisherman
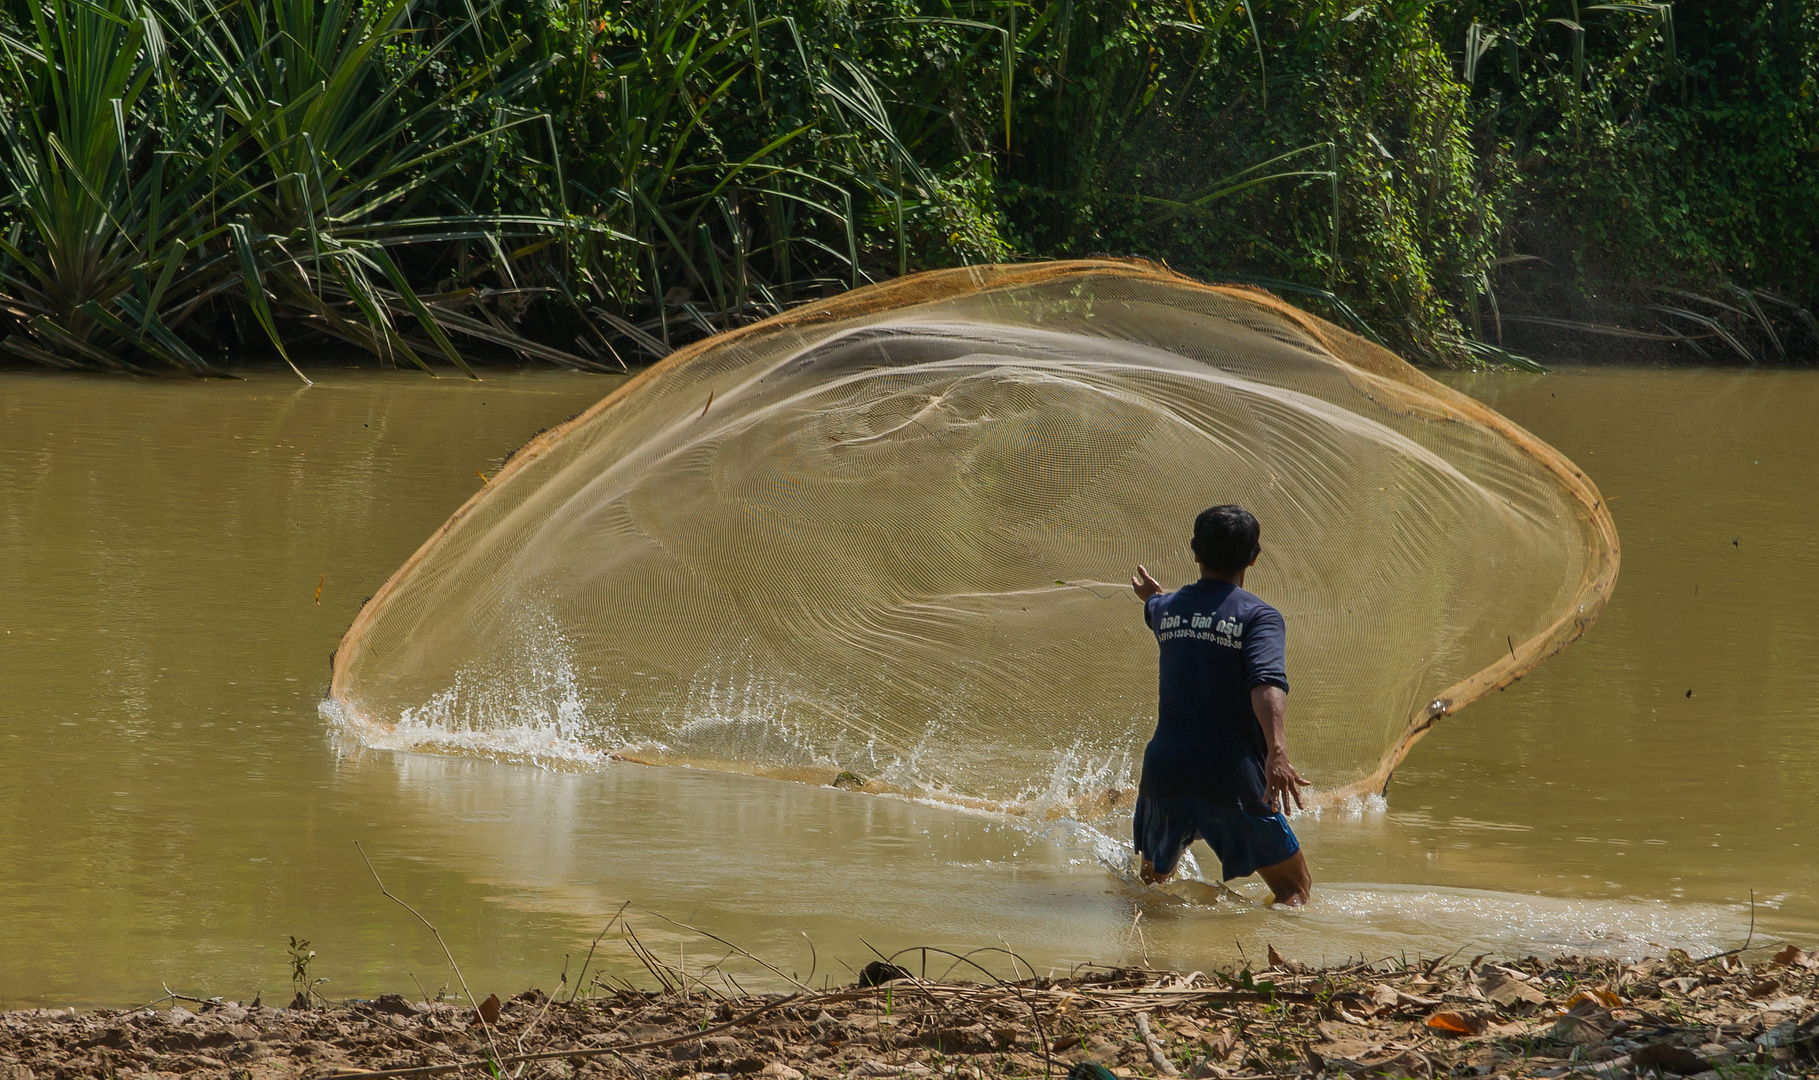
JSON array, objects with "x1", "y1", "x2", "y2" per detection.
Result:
[{"x1": 1129, "y1": 504, "x2": 1313, "y2": 906}]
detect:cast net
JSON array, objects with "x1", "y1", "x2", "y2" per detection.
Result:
[{"x1": 327, "y1": 261, "x2": 1618, "y2": 814}]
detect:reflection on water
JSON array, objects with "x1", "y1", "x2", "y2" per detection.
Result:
[{"x1": 1, "y1": 366, "x2": 1814, "y2": 1008}]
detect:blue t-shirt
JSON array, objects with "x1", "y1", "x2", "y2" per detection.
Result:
[{"x1": 1140, "y1": 580, "x2": 1289, "y2": 813}]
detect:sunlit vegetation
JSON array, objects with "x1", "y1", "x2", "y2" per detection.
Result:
[{"x1": 0, "y1": 0, "x2": 1812, "y2": 374}]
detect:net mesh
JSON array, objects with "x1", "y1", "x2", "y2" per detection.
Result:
[{"x1": 327, "y1": 261, "x2": 1619, "y2": 815}]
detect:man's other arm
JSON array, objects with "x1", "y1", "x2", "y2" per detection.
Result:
[
  {"x1": 1244, "y1": 605, "x2": 1307, "y2": 814},
  {"x1": 1250, "y1": 684, "x2": 1309, "y2": 813}
]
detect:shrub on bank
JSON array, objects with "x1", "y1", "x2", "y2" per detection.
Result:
[{"x1": 0, "y1": 0, "x2": 1812, "y2": 373}]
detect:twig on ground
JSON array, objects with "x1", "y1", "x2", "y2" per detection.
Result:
[
  {"x1": 622, "y1": 921, "x2": 680, "y2": 994},
  {"x1": 569, "y1": 901, "x2": 632, "y2": 1003},
  {"x1": 516, "y1": 956, "x2": 569, "y2": 1055},
  {"x1": 355, "y1": 841, "x2": 502, "y2": 1066},
  {"x1": 1698, "y1": 889, "x2": 1761, "y2": 963},
  {"x1": 624, "y1": 919, "x2": 723, "y2": 999},
  {"x1": 802, "y1": 932, "x2": 819, "y2": 986},
  {"x1": 650, "y1": 911, "x2": 815, "y2": 992},
  {"x1": 130, "y1": 993, "x2": 177, "y2": 1012},
  {"x1": 1136, "y1": 1011, "x2": 1180, "y2": 1077},
  {"x1": 1423, "y1": 947, "x2": 1466, "y2": 979},
  {"x1": 158, "y1": 984, "x2": 221, "y2": 1009}
]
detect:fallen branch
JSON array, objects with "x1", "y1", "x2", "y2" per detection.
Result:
[
  {"x1": 355, "y1": 842, "x2": 503, "y2": 1066},
  {"x1": 1135, "y1": 1011, "x2": 1179, "y2": 1077}
]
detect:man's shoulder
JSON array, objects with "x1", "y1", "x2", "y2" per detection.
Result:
[
  {"x1": 1156, "y1": 582, "x2": 1283, "y2": 622},
  {"x1": 1229, "y1": 587, "x2": 1284, "y2": 622}
]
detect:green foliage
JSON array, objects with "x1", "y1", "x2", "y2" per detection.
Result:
[
  {"x1": 0, "y1": 0, "x2": 1013, "y2": 373},
  {"x1": 0, "y1": 0, "x2": 579, "y2": 374},
  {"x1": 287, "y1": 934, "x2": 325, "y2": 1007},
  {"x1": 499, "y1": 0, "x2": 1014, "y2": 354},
  {"x1": 0, "y1": 0, "x2": 216, "y2": 372},
  {"x1": 813, "y1": 0, "x2": 1517, "y2": 361},
  {"x1": 696, "y1": 0, "x2": 1517, "y2": 363},
  {"x1": 1, "y1": 0, "x2": 1813, "y2": 372},
  {"x1": 1442, "y1": 0, "x2": 1819, "y2": 358}
]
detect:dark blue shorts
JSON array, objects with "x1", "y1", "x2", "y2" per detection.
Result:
[{"x1": 1134, "y1": 794, "x2": 1300, "y2": 881}]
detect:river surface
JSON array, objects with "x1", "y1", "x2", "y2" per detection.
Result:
[{"x1": 2, "y1": 365, "x2": 1814, "y2": 1008}]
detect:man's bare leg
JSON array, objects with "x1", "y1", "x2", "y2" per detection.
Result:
[
  {"x1": 1255, "y1": 851, "x2": 1311, "y2": 906},
  {"x1": 1143, "y1": 850, "x2": 1307, "y2": 904}
]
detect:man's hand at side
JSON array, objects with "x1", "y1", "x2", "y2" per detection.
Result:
[
  {"x1": 1263, "y1": 748, "x2": 1310, "y2": 814},
  {"x1": 1250, "y1": 684, "x2": 1310, "y2": 814},
  {"x1": 1131, "y1": 564, "x2": 1162, "y2": 602}
]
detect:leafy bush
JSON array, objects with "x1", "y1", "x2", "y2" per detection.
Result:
[
  {"x1": 1441, "y1": 0, "x2": 1819, "y2": 359},
  {"x1": 0, "y1": 0, "x2": 1013, "y2": 373},
  {"x1": 1, "y1": 0, "x2": 1813, "y2": 372}
]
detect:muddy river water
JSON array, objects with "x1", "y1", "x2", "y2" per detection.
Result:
[{"x1": 2, "y1": 365, "x2": 1814, "y2": 1008}]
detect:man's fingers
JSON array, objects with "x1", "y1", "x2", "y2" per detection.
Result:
[{"x1": 1267, "y1": 765, "x2": 1309, "y2": 814}]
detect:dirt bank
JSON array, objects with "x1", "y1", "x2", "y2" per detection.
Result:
[{"x1": 4, "y1": 946, "x2": 1815, "y2": 1080}]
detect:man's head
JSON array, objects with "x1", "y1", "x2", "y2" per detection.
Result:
[{"x1": 1191, "y1": 504, "x2": 1261, "y2": 576}]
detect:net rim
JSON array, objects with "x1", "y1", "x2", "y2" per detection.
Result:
[{"x1": 328, "y1": 258, "x2": 1620, "y2": 808}]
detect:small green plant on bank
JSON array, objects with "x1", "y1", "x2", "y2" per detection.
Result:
[{"x1": 288, "y1": 935, "x2": 327, "y2": 1008}]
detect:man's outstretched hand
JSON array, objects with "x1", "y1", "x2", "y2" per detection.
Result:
[
  {"x1": 1264, "y1": 750, "x2": 1311, "y2": 814},
  {"x1": 1131, "y1": 564, "x2": 1162, "y2": 602}
]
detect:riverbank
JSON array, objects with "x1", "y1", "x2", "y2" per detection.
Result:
[{"x1": 5, "y1": 946, "x2": 1814, "y2": 1080}]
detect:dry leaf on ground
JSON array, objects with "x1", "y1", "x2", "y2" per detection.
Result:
[
  {"x1": 1477, "y1": 971, "x2": 1549, "y2": 1009},
  {"x1": 1424, "y1": 1010, "x2": 1486, "y2": 1036},
  {"x1": 1552, "y1": 998, "x2": 1615, "y2": 1044},
  {"x1": 1631, "y1": 1042, "x2": 1709, "y2": 1075},
  {"x1": 1564, "y1": 988, "x2": 1621, "y2": 1009}
]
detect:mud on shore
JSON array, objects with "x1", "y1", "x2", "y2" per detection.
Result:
[{"x1": 3, "y1": 947, "x2": 1815, "y2": 1080}]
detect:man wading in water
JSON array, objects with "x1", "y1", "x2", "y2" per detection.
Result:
[{"x1": 1129, "y1": 505, "x2": 1313, "y2": 906}]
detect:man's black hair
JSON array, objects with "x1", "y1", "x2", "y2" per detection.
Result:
[{"x1": 1191, "y1": 504, "x2": 1261, "y2": 575}]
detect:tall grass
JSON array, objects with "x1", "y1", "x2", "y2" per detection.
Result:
[
  {"x1": 0, "y1": 0, "x2": 209, "y2": 372},
  {"x1": 0, "y1": 0, "x2": 1005, "y2": 375},
  {"x1": 0, "y1": 0, "x2": 577, "y2": 375},
  {"x1": 524, "y1": 0, "x2": 1020, "y2": 359},
  {"x1": 5, "y1": 0, "x2": 1811, "y2": 373}
]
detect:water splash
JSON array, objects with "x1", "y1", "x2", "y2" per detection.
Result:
[{"x1": 323, "y1": 623, "x2": 616, "y2": 768}]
